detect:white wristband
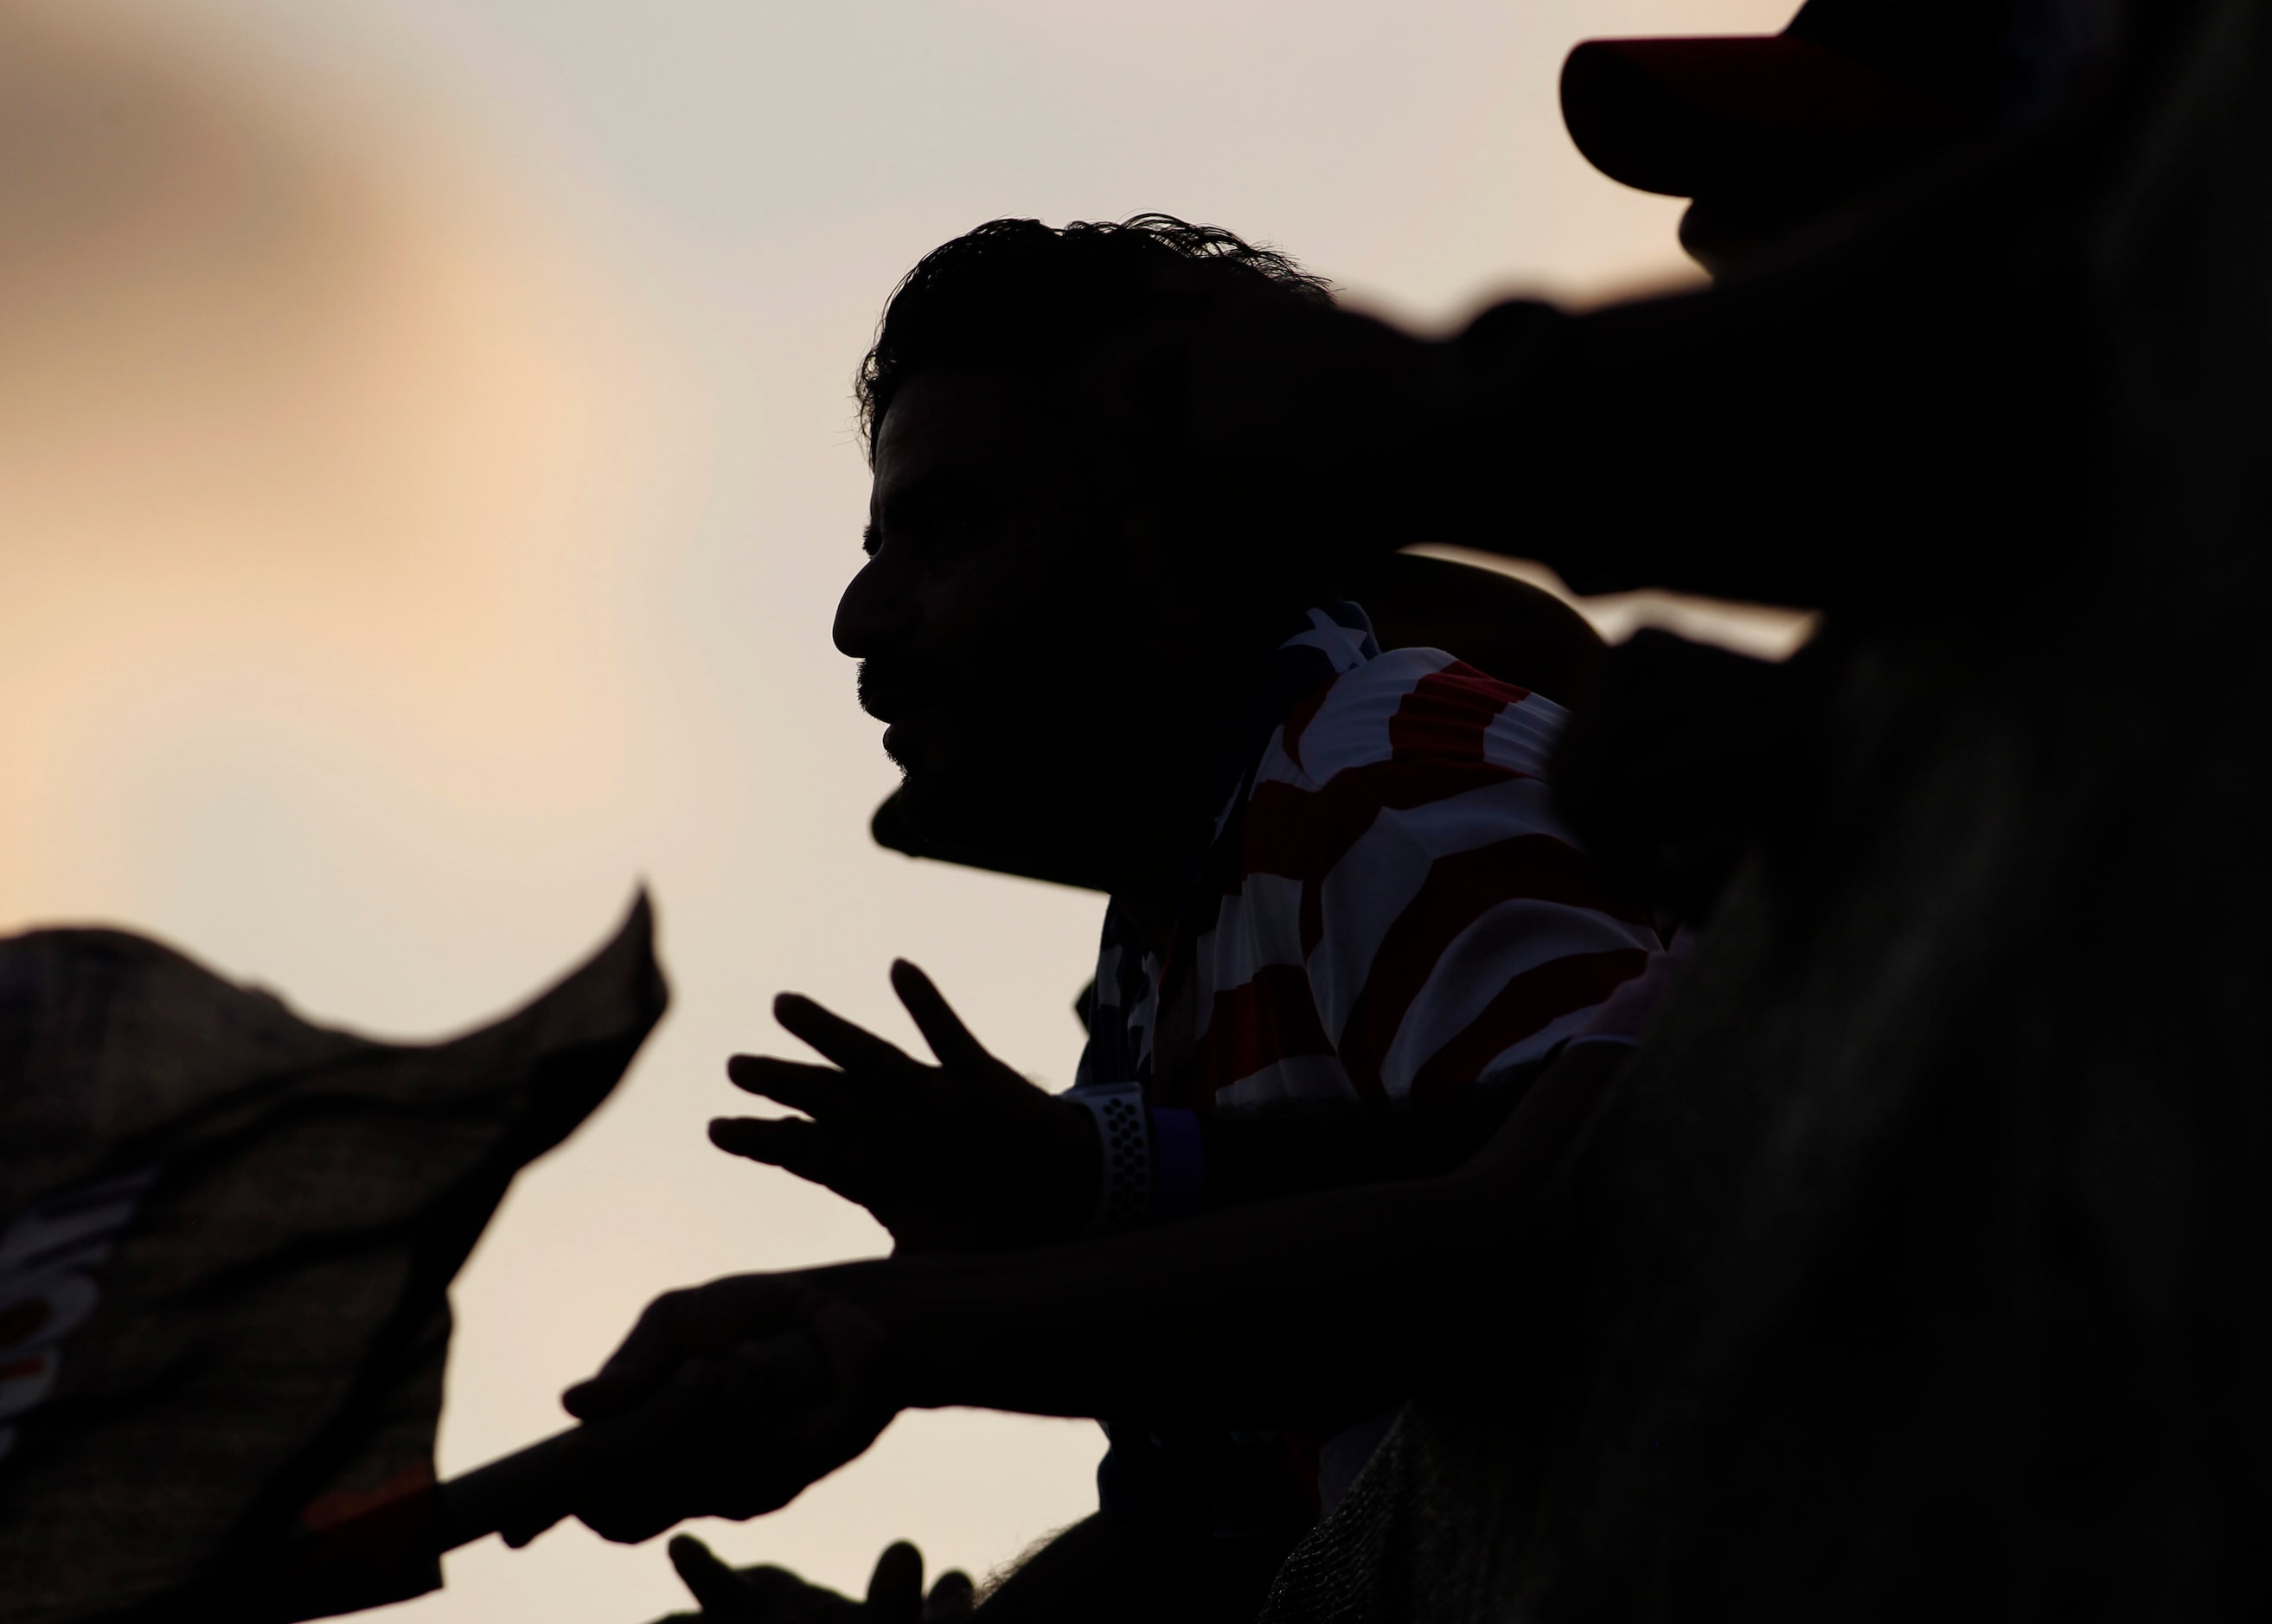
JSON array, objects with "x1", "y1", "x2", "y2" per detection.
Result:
[{"x1": 1071, "y1": 1084, "x2": 1151, "y2": 1232}]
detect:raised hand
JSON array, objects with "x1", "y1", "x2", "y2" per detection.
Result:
[
  {"x1": 714, "y1": 960, "x2": 1099, "y2": 1253},
  {"x1": 656, "y1": 1533, "x2": 975, "y2": 1621}
]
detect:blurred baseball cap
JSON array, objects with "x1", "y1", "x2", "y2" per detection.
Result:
[{"x1": 1561, "y1": 0, "x2": 2115, "y2": 201}]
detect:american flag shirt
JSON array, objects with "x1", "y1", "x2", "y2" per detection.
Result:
[
  {"x1": 1077, "y1": 602, "x2": 1658, "y2": 1538},
  {"x1": 1073, "y1": 602, "x2": 1659, "y2": 1120}
]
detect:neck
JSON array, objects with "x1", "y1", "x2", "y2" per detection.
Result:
[
  {"x1": 1101, "y1": 619, "x2": 1285, "y2": 957},
  {"x1": 1107, "y1": 760, "x2": 1206, "y2": 959}
]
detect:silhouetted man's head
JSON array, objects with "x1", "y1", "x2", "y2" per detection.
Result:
[{"x1": 834, "y1": 215, "x2": 1335, "y2": 857}]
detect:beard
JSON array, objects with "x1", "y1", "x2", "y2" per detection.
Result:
[{"x1": 859, "y1": 652, "x2": 1124, "y2": 858}]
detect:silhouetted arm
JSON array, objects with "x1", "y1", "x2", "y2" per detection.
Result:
[
  {"x1": 535, "y1": 1040, "x2": 1624, "y2": 1546},
  {"x1": 1180, "y1": 99, "x2": 2113, "y2": 615},
  {"x1": 842, "y1": 1039, "x2": 1627, "y2": 1423}
]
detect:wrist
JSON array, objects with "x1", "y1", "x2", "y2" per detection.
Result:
[
  {"x1": 1065, "y1": 1084, "x2": 1150, "y2": 1233},
  {"x1": 1034, "y1": 1097, "x2": 1104, "y2": 1242}
]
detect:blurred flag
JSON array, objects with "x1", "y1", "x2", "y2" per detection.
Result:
[{"x1": 0, "y1": 894, "x2": 667, "y2": 1622}]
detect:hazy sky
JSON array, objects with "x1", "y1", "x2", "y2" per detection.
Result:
[{"x1": 0, "y1": 2, "x2": 1795, "y2": 1616}]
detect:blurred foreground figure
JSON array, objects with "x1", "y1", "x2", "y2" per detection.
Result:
[
  {"x1": 546, "y1": 3, "x2": 2272, "y2": 1621},
  {"x1": 0, "y1": 899, "x2": 663, "y2": 1622}
]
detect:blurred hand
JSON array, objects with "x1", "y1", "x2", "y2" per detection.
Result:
[
  {"x1": 520, "y1": 1276, "x2": 898, "y2": 1546},
  {"x1": 714, "y1": 960, "x2": 1098, "y2": 1253},
  {"x1": 654, "y1": 1533, "x2": 974, "y2": 1622}
]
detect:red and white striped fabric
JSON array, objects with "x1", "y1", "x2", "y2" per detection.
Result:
[
  {"x1": 1079, "y1": 605, "x2": 1661, "y2": 1115},
  {"x1": 1187, "y1": 644, "x2": 1658, "y2": 1109},
  {"x1": 1080, "y1": 605, "x2": 1659, "y2": 1538}
]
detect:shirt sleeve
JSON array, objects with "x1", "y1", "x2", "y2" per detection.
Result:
[
  {"x1": 1289, "y1": 687, "x2": 1662, "y2": 1103},
  {"x1": 1149, "y1": 1106, "x2": 1205, "y2": 1219},
  {"x1": 1565, "y1": 933, "x2": 1693, "y2": 1049}
]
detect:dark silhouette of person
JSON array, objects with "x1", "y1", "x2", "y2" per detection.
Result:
[
  {"x1": 522, "y1": 6, "x2": 2272, "y2": 1623},
  {"x1": 632, "y1": 214, "x2": 1660, "y2": 1621}
]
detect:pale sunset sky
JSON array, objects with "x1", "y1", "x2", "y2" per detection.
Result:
[{"x1": 0, "y1": 3, "x2": 1796, "y2": 1617}]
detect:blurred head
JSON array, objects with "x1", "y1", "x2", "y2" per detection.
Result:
[
  {"x1": 833, "y1": 215, "x2": 1334, "y2": 854},
  {"x1": 1561, "y1": 0, "x2": 2118, "y2": 275}
]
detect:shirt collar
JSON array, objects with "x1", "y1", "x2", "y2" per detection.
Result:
[{"x1": 1158, "y1": 600, "x2": 1381, "y2": 922}]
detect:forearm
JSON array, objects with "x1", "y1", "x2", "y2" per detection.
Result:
[
  {"x1": 835, "y1": 1044, "x2": 1629, "y2": 1423},
  {"x1": 847, "y1": 1172, "x2": 1475, "y2": 1422}
]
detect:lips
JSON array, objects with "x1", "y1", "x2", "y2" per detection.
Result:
[{"x1": 880, "y1": 707, "x2": 944, "y2": 768}]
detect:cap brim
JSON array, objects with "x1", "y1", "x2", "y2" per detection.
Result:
[{"x1": 1561, "y1": 35, "x2": 1974, "y2": 199}]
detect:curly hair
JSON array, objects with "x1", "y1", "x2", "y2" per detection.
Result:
[{"x1": 855, "y1": 214, "x2": 1334, "y2": 459}]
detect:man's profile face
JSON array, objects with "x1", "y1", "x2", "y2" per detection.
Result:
[{"x1": 835, "y1": 368, "x2": 1135, "y2": 844}]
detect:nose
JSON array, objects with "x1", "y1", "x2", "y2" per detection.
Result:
[{"x1": 833, "y1": 549, "x2": 909, "y2": 658}]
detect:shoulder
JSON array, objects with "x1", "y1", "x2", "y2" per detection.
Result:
[{"x1": 1266, "y1": 647, "x2": 1569, "y2": 790}]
